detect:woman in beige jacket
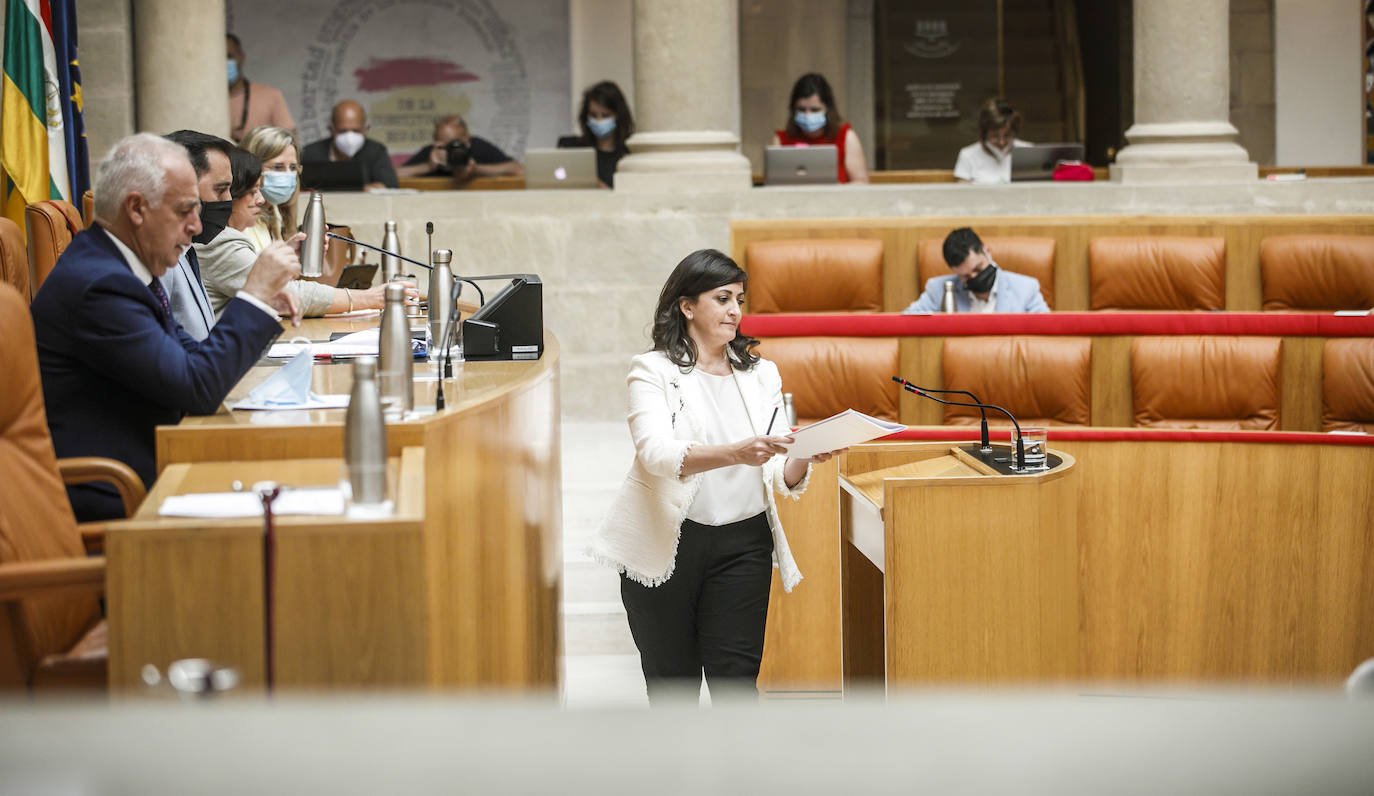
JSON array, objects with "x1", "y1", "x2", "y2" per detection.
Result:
[{"x1": 592, "y1": 249, "x2": 842, "y2": 704}]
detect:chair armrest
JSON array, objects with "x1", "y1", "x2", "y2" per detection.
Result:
[
  {"x1": 56, "y1": 457, "x2": 146, "y2": 518},
  {"x1": 78, "y1": 522, "x2": 108, "y2": 555},
  {"x1": 0, "y1": 557, "x2": 104, "y2": 602}
]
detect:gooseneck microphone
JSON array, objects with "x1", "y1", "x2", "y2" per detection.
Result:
[
  {"x1": 903, "y1": 384, "x2": 990, "y2": 451},
  {"x1": 892, "y1": 377, "x2": 1024, "y2": 470},
  {"x1": 325, "y1": 231, "x2": 487, "y2": 305}
]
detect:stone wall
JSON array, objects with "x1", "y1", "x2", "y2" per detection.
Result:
[{"x1": 1230, "y1": 0, "x2": 1276, "y2": 166}]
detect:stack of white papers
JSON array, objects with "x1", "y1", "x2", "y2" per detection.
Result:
[
  {"x1": 268, "y1": 328, "x2": 378, "y2": 358},
  {"x1": 779, "y1": 409, "x2": 907, "y2": 459},
  {"x1": 158, "y1": 487, "x2": 346, "y2": 518}
]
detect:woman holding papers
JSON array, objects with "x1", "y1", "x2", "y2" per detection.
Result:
[{"x1": 592, "y1": 249, "x2": 843, "y2": 704}]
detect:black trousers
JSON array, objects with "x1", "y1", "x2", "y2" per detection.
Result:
[{"x1": 620, "y1": 512, "x2": 774, "y2": 705}]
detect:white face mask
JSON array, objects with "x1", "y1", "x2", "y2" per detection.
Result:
[{"x1": 333, "y1": 130, "x2": 365, "y2": 158}]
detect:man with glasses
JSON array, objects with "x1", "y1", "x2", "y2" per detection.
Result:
[{"x1": 300, "y1": 99, "x2": 398, "y2": 189}]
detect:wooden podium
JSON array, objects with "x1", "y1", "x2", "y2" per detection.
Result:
[{"x1": 839, "y1": 441, "x2": 1079, "y2": 690}]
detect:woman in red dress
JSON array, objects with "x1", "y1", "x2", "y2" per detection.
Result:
[{"x1": 772, "y1": 72, "x2": 869, "y2": 184}]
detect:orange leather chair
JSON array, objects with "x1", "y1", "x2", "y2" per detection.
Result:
[
  {"x1": 754, "y1": 336, "x2": 899, "y2": 424},
  {"x1": 940, "y1": 337, "x2": 1092, "y2": 426},
  {"x1": 24, "y1": 199, "x2": 84, "y2": 296},
  {"x1": 1090, "y1": 237, "x2": 1225, "y2": 311},
  {"x1": 1260, "y1": 235, "x2": 1374, "y2": 311},
  {"x1": 743, "y1": 239, "x2": 883, "y2": 313},
  {"x1": 0, "y1": 283, "x2": 145, "y2": 691},
  {"x1": 1321, "y1": 339, "x2": 1374, "y2": 433},
  {"x1": 1131, "y1": 336, "x2": 1281, "y2": 430},
  {"x1": 918, "y1": 236, "x2": 1056, "y2": 309},
  {"x1": 0, "y1": 217, "x2": 27, "y2": 298}
]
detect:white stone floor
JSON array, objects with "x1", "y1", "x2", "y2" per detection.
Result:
[{"x1": 559, "y1": 420, "x2": 649, "y2": 708}]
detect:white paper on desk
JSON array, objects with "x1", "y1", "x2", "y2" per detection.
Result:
[
  {"x1": 158, "y1": 487, "x2": 346, "y2": 518},
  {"x1": 779, "y1": 409, "x2": 906, "y2": 459},
  {"x1": 1333, "y1": 309, "x2": 1372, "y2": 317},
  {"x1": 268, "y1": 328, "x2": 378, "y2": 358},
  {"x1": 233, "y1": 393, "x2": 350, "y2": 411}
]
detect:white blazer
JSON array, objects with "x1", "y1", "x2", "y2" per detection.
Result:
[{"x1": 591, "y1": 351, "x2": 809, "y2": 592}]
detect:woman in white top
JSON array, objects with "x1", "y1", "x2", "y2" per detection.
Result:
[
  {"x1": 953, "y1": 98, "x2": 1031, "y2": 184},
  {"x1": 592, "y1": 249, "x2": 843, "y2": 704}
]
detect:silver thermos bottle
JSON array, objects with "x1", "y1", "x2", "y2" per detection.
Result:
[
  {"x1": 378, "y1": 282, "x2": 413, "y2": 415},
  {"x1": 380, "y1": 220, "x2": 401, "y2": 282},
  {"x1": 940, "y1": 279, "x2": 957, "y2": 313},
  {"x1": 300, "y1": 193, "x2": 326, "y2": 278},
  {"x1": 345, "y1": 356, "x2": 387, "y2": 504},
  {"x1": 428, "y1": 248, "x2": 455, "y2": 350},
  {"x1": 782, "y1": 393, "x2": 797, "y2": 429}
]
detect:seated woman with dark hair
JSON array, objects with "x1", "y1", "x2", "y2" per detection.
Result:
[
  {"x1": 771, "y1": 72, "x2": 869, "y2": 184},
  {"x1": 558, "y1": 80, "x2": 635, "y2": 188},
  {"x1": 954, "y1": 98, "x2": 1033, "y2": 184},
  {"x1": 195, "y1": 148, "x2": 409, "y2": 317}
]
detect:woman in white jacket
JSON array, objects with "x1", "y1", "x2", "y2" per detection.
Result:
[{"x1": 592, "y1": 249, "x2": 843, "y2": 704}]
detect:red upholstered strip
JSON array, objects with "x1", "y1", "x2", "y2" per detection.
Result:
[
  {"x1": 880, "y1": 426, "x2": 1374, "y2": 447},
  {"x1": 740, "y1": 312, "x2": 1374, "y2": 338}
]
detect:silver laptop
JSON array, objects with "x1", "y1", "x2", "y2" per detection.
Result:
[
  {"x1": 524, "y1": 148, "x2": 599, "y2": 189},
  {"x1": 1010, "y1": 143, "x2": 1087, "y2": 181},
  {"x1": 764, "y1": 145, "x2": 839, "y2": 185}
]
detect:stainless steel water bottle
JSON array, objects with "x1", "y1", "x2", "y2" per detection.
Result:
[
  {"x1": 428, "y1": 248, "x2": 455, "y2": 350},
  {"x1": 940, "y1": 280, "x2": 957, "y2": 313},
  {"x1": 300, "y1": 192, "x2": 326, "y2": 278},
  {"x1": 782, "y1": 393, "x2": 797, "y2": 428},
  {"x1": 380, "y1": 220, "x2": 401, "y2": 282},
  {"x1": 378, "y1": 282, "x2": 413, "y2": 415},
  {"x1": 345, "y1": 356, "x2": 387, "y2": 504}
]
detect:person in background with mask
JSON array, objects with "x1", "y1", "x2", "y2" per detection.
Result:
[
  {"x1": 556, "y1": 80, "x2": 635, "y2": 189},
  {"x1": 903, "y1": 227, "x2": 1049, "y2": 314},
  {"x1": 301, "y1": 99, "x2": 398, "y2": 189},
  {"x1": 159, "y1": 131, "x2": 232, "y2": 341},
  {"x1": 195, "y1": 147, "x2": 409, "y2": 317},
  {"x1": 396, "y1": 115, "x2": 523, "y2": 181},
  {"x1": 772, "y1": 72, "x2": 868, "y2": 184},
  {"x1": 953, "y1": 98, "x2": 1032, "y2": 184},
  {"x1": 238, "y1": 125, "x2": 300, "y2": 252},
  {"x1": 226, "y1": 34, "x2": 295, "y2": 142}
]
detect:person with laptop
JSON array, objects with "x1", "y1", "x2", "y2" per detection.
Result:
[
  {"x1": 771, "y1": 72, "x2": 868, "y2": 184},
  {"x1": 557, "y1": 80, "x2": 635, "y2": 188},
  {"x1": 396, "y1": 115, "x2": 523, "y2": 182},
  {"x1": 904, "y1": 227, "x2": 1049, "y2": 314},
  {"x1": 300, "y1": 99, "x2": 398, "y2": 189},
  {"x1": 953, "y1": 98, "x2": 1033, "y2": 184}
]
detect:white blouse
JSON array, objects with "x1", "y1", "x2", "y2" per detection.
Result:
[
  {"x1": 953, "y1": 138, "x2": 1032, "y2": 184},
  {"x1": 686, "y1": 370, "x2": 768, "y2": 525}
]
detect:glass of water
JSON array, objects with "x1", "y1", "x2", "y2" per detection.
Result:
[{"x1": 1015, "y1": 425, "x2": 1049, "y2": 470}]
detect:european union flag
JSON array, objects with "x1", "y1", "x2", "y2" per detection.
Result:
[{"x1": 49, "y1": 0, "x2": 88, "y2": 201}]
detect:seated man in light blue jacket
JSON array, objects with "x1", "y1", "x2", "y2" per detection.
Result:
[{"x1": 903, "y1": 227, "x2": 1049, "y2": 314}]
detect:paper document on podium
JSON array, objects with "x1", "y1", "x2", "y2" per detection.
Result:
[{"x1": 779, "y1": 409, "x2": 906, "y2": 459}]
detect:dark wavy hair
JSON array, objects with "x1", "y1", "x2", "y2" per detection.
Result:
[
  {"x1": 651, "y1": 249, "x2": 759, "y2": 372},
  {"x1": 577, "y1": 80, "x2": 634, "y2": 155},
  {"x1": 782, "y1": 72, "x2": 844, "y2": 140},
  {"x1": 227, "y1": 147, "x2": 262, "y2": 200}
]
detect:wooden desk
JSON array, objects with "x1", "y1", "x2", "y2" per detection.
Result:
[
  {"x1": 152, "y1": 316, "x2": 562, "y2": 690},
  {"x1": 108, "y1": 451, "x2": 426, "y2": 691},
  {"x1": 758, "y1": 429, "x2": 1374, "y2": 693}
]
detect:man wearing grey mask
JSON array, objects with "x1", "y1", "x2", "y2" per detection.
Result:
[
  {"x1": 300, "y1": 99, "x2": 398, "y2": 189},
  {"x1": 904, "y1": 227, "x2": 1050, "y2": 314}
]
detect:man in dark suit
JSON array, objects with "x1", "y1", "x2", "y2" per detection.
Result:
[{"x1": 31, "y1": 133, "x2": 303, "y2": 521}]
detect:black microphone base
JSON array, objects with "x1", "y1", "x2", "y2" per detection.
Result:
[{"x1": 959, "y1": 444, "x2": 1062, "y2": 475}]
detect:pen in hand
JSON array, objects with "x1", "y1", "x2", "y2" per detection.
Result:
[{"x1": 766, "y1": 406, "x2": 779, "y2": 436}]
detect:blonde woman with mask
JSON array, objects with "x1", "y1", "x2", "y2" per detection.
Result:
[{"x1": 239, "y1": 125, "x2": 300, "y2": 253}]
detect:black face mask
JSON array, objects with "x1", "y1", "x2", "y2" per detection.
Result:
[
  {"x1": 964, "y1": 262, "x2": 998, "y2": 295},
  {"x1": 192, "y1": 200, "x2": 233, "y2": 244}
]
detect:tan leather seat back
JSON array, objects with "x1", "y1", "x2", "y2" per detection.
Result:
[
  {"x1": 1090, "y1": 237, "x2": 1225, "y2": 310},
  {"x1": 744, "y1": 239, "x2": 883, "y2": 313},
  {"x1": 23, "y1": 200, "x2": 83, "y2": 295},
  {"x1": 1260, "y1": 235, "x2": 1374, "y2": 311},
  {"x1": 80, "y1": 189, "x2": 94, "y2": 229},
  {"x1": 1322, "y1": 339, "x2": 1374, "y2": 433},
  {"x1": 918, "y1": 236, "x2": 1056, "y2": 309},
  {"x1": 754, "y1": 337, "x2": 899, "y2": 424},
  {"x1": 941, "y1": 337, "x2": 1091, "y2": 426},
  {"x1": 0, "y1": 217, "x2": 27, "y2": 299},
  {"x1": 1131, "y1": 336, "x2": 1281, "y2": 430},
  {"x1": 0, "y1": 284, "x2": 101, "y2": 688}
]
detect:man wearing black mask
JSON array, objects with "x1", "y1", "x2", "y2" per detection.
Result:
[
  {"x1": 162, "y1": 130, "x2": 235, "y2": 340},
  {"x1": 903, "y1": 226, "x2": 1050, "y2": 314}
]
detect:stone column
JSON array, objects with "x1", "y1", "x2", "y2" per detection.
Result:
[
  {"x1": 1110, "y1": 0, "x2": 1257, "y2": 183},
  {"x1": 615, "y1": 0, "x2": 752, "y2": 192},
  {"x1": 133, "y1": 0, "x2": 229, "y2": 137}
]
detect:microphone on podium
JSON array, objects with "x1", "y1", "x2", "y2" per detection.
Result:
[{"x1": 891, "y1": 376, "x2": 1025, "y2": 470}]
